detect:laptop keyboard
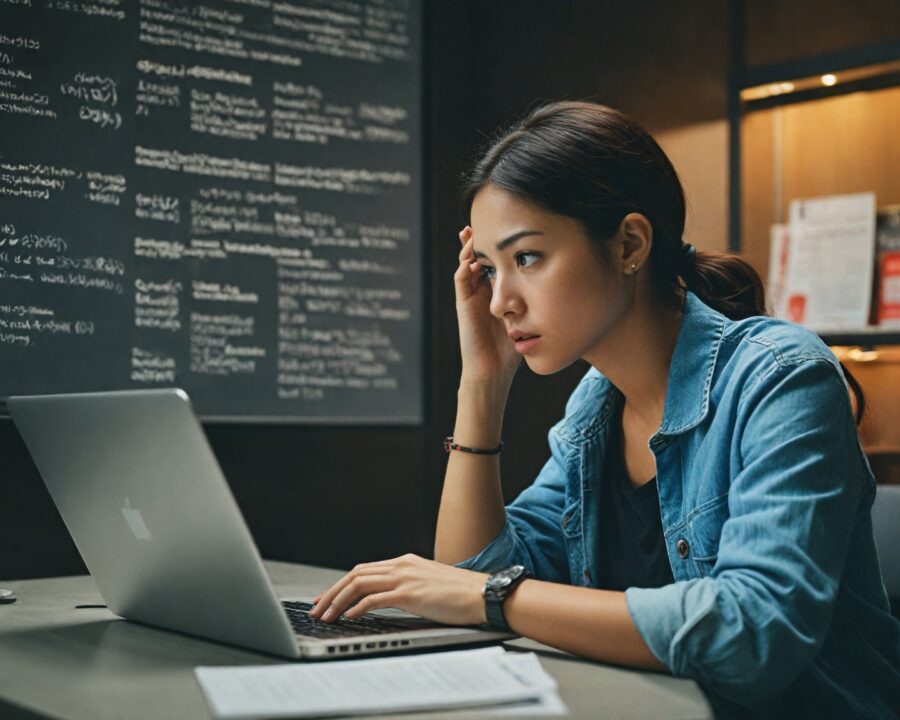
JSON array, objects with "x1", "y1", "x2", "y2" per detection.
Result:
[{"x1": 282, "y1": 600, "x2": 411, "y2": 639}]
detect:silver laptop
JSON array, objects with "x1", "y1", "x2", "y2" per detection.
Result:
[{"x1": 8, "y1": 388, "x2": 512, "y2": 659}]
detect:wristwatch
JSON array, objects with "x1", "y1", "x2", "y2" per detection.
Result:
[{"x1": 483, "y1": 565, "x2": 530, "y2": 632}]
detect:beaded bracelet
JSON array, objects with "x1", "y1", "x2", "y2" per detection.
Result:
[{"x1": 443, "y1": 436, "x2": 504, "y2": 455}]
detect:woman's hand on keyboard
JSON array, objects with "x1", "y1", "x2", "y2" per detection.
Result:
[{"x1": 308, "y1": 554, "x2": 489, "y2": 627}]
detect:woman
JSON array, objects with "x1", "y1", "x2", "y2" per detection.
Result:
[{"x1": 311, "y1": 101, "x2": 900, "y2": 717}]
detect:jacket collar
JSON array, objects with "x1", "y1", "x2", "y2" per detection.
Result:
[
  {"x1": 654, "y1": 291, "x2": 726, "y2": 440},
  {"x1": 557, "y1": 291, "x2": 726, "y2": 445}
]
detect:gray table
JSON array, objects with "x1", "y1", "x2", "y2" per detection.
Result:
[{"x1": 0, "y1": 561, "x2": 712, "y2": 719}]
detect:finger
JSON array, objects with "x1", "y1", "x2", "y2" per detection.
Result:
[
  {"x1": 322, "y1": 554, "x2": 421, "y2": 622},
  {"x1": 309, "y1": 579, "x2": 347, "y2": 617},
  {"x1": 320, "y1": 574, "x2": 395, "y2": 622},
  {"x1": 309, "y1": 564, "x2": 392, "y2": 617},
  {"x1": 470, "y1": 261, "x2": 492, "y2": 293},
  {"x1": 458, "y1": 226, "x2": 472, "y2": 246},
  {"x1": 454, "y1": 255, "x2": 479, "y2": 297},
  {"x1": 458, "y1": 237, "x2": 475, "y2": 264},
  {"x1": 344, "y1": 590, "x2": 405, "y2": 619},
  {"x1": 455, "y1": 256, "x2": 475, "y2": 283}
]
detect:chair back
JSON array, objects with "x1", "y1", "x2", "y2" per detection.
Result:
[{"x1": 871, "y1": 484, "x2": 900, "y2": 617}]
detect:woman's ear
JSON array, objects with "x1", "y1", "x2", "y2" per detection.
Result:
[{"x1": 617, "y1": 213, "x2": 653, "y2": 275}]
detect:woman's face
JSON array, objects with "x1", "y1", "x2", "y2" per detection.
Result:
[{"x1": 470, "y1": 185, "x2": 634, "y2": 375}]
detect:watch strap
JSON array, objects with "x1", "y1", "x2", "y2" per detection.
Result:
[
  {"x1": 483, "y1": 566, "x2": 529, "y2": 632},
  {"x1": 484, "y1": 587, "x2": 512, "y2": 632}
]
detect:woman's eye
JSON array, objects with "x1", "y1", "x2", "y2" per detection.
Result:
[
  {"x1": 516, "y1": 252, "x2": 540, "y2": 268},
  {"x1": 479, "y1": 265, "x2": 496, "y2": 281}
]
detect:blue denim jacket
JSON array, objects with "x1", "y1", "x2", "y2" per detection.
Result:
[{"x1": 458, "y1": 292, "x2": 900, "y2": 716}]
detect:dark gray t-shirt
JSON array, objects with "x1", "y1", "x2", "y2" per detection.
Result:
[{"x1": 595, "y1": 418, "x2": 674, "y2": 592}]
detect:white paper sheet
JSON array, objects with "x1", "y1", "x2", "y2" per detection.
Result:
[
  {"x1": 195, "y1": 647, "x2": 562, "y2": 720},
  {"x1": 785, "y1": 192, "x2": 876, "y2": 329},
  {"x1": 482, "y1": 654, "x2": 568, "y2": 716}
]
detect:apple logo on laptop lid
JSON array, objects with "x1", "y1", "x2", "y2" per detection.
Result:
[{"x1": 122, "y1": 497, "x2": 152, "y2": 541}]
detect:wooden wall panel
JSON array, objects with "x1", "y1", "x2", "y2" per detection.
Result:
[
  {"x1": 781, "y1": 88, "x2": 900, "y2": 206},
  {"x1": 656, "y1": 120, "x2": 730, "y2": 252},
  {"x1": 741, "y1": 109, "x2": 777, "y2": 279}
]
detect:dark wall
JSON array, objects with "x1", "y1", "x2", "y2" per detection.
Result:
[
  {"x1": 1, "y1": 0, "x2": 733, "y2": 580},
  {"x1": 467, "y1": 0, "x2": 731, "y2": 135}
]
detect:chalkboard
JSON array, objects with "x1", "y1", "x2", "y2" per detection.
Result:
[{"x1": 0, "y1": 0, "x2": 423, "y2": 423}]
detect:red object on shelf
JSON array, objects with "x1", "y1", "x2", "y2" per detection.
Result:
[
  {"x1": 787, "y1": 294, "x2": 807, "y2": 324},
  {"x1": 876, "y1": 208, "x2": 900, "y2": 327},
  {"x1": 878, "y1": 251, "x2": 900, "y2": 325}
]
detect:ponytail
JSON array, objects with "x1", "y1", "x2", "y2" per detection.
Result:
[{"x1": 679, "y1": 248, "x2": 766, "y2": 320}]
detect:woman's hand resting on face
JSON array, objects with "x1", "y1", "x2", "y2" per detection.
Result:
[
  {"x1": 455, "y1": 226, "x2": 521, "y2": 387},
  {"x1": 308, "y1": 554, "x2": 489, "y2": 626}
]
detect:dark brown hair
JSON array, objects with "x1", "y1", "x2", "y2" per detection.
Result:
[{"x1": 461, "y1": 100, "x2": 865, "y2": 422}]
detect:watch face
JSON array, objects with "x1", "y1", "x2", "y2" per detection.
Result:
[
  {"x1": 487, "y1": 565, "x2": 525, "y2": 589},
  {"x1": 490, "y1": 575, "x2": 512, "y2": 589}
]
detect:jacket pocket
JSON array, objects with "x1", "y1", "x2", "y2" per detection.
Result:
[
  {"x1": 561, "y1": 500, "x2": 581, "y2": 539},
  {"x1": 687, "y1": 491, "x2": 730, "y2": 577}
]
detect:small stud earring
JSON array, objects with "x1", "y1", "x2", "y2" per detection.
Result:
[{"x1": 630, "y1": 263, "x2": 638, "y2": 274}]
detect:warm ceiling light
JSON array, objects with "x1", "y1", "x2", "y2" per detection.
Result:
[
  {"x1": 821, "y1": 74, "x2": 838, "y2": 86},
  {"x1": 779, "y1": 82, "x2": 795, "y2": 92}
]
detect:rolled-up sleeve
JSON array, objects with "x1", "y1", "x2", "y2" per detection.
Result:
[
  {"x1": 626, "y1": 359, "x2": 865, "y2": 703},
  {"x1": 454, "y1": 372, "x2": 602, "y2": 582}
]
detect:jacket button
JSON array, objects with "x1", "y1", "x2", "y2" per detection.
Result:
[{"x1": 676, "y1": 539, "x2": 690, "y2": 559}]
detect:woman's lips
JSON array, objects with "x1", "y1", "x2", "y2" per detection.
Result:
[{"x1": 514, "y1": 335, "x2": 541, "y2": 353}]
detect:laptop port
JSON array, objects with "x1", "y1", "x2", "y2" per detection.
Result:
[
  {"x1": 339, "y1": 646, "x2": 350, "y2": 653},
  {"x1": 353, "y1": 644, "x2": 361, "y2": 651},
  {"x1": 400, "y1": 640, "x2": 409, "y2": 646},
  {"x1": 378, "y1": 641, "x2": 387, "y2": 648},
  {"x1": 365, "y1": 642, "x2": 376, "y2": 648},
  {"x1": 328, "y1": 647, "x2": 335, "y2": 654}
]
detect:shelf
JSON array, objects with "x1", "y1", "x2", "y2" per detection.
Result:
[
  {"x1": 813, "y1": 328, "x2": 900, "y2": 347},
  {"x1": 739, "y1": 40, "x2": 900, "y2": 93}
]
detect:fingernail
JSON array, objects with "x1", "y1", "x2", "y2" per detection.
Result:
[{"x1": 322, "y1": 606, "x2": 334, "y2": 621}]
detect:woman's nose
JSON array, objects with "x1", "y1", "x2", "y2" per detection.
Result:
[{"x1": 489, "y1": 275, "x2": 524, "y2": 318}]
